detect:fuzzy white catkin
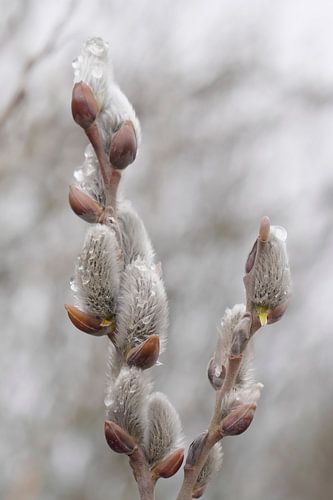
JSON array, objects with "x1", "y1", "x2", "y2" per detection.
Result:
[
  {"x1": 143, "y1": 392, "x2": 183, "y2": 465},
  {"x1": 116, "y1": 201, "x2": 155, "y2": 266},
  {"x1": 115, "y1": 258, "x2": 168, "y2": 352},
  {"x1": 217, "y1": 304, "x2": 246, "y2": 359},
  {"x1": 105, "y1": 343, "x2": 124, "y2": 386},
  {"x1": 196, "y1": 442, "x2": 223, "y2": 489},
  {"x1": 105, "y1": 366, "x2": 151, "y2": 443},
  {"x1": 215, "y1": 304, "x2": 254, "y2": 387},
  {"x1": 253, "y1": 230, "x2": 291, "y2": 310},
  {"x1": 73, "y1": 224, "x2": 123, "y2": 318}
]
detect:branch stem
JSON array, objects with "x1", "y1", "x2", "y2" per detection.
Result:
[
  {"x1": 176, "y1": 314, "x2": 260, "y2": 500},
  {"x1": 85, "y1": 123, "x2": 114, "y2": 207},
  {"x1": 129, "y1": 448, "x2": 156, "y2": 500}
]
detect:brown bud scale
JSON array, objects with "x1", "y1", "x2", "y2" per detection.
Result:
[
  {"x1": 126, "y1": 335, "x2": 160, "y2": 370},
  {"x1": 104, "y1": 420, "x2": 136, "y2": 455},
  {"x1": 207, "y1": 358, "x2": 226, "y2": 390},
  {"x1": 68, "y1": 185, "x2": 104, "y2": 223},
  {"x1": 152, "y1": 448, "x2": 184, "y2": 479},
  {"x1": 221, "y1": 403, "x2": 256, "y2": 436},
  {"x1": 109, "y1": 120, "x2": 137, "y2": 170},
  {"x1": 65, "y1": 304, "x2": 114, "y2": 336},
  {"x1": 71, "y1": 81, "x2": 98, "y2": 129}
]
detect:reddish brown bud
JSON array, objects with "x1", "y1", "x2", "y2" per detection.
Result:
[
  {"x1": 186, "y1": 432, "x2": 208, "y2": 466},
  {"x1": 109, "y1": 120, "x2": 137, "y2": 169},
  {"x1": 68, "y1": 186, "x2": 104, "y2": 223},
  {"x1": 126, "y1": 335, "x2": 160, "y2": 370},
  {"x1": 231, "y1": 313, "x2": 252, "y2": 356},
  {"x1": 267, "y1": 301, "x2": 288, "y2": 324},
  {"x1": 221, "y1": 403, "x2": 256, "y2": 436},
  {"x1": 245, "y1": 240, "x2": 258, "y2": 274},
  {"x1": 207, "y1": 358, "x2": 226, "y2": 390},
  {"x1": 64, "y1": 304, "x2": 115, "y2": 336},
  {"x1": 152, "y1": 448, "x2": 184, "y2": 479},
  {"x1": 192, "y1": 485, "x2": 206, "y2": 498},
  {"x1": 71, "y1": 82, "x2": 98, "y2": 129},
  {"x1": 104, "y1": 421, "x2": 136, "y2": 455}
]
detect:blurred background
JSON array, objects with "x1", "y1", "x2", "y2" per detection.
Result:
[{"x1": 1, "y1": 0, "x2": 333, "y2": 499}]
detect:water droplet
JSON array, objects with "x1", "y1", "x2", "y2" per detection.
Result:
[
  {"x1": 70, "y1": 277, "x2": 78, "y2": 292},
  {"x1": 72, "y1": 58, "x2": 80, "y2": 69},
  {"x1": 74, "y1": 168, "x2": 84, "y2": 182},
  {"x1": 84, "y1": 37, "x2": 109, "y2": 57},
  {"x1": 84, "y1": 145, "x2": 95, "y2": 160}
]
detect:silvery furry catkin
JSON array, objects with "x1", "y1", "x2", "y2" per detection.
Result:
[
  {"x1": 67, "y1": 37, "x2": 183, "y2": 500},
  {"x1": 67, "y1": 38, "x2": 292, "y2": 500}
]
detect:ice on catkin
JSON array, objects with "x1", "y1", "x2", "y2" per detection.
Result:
[
  {"x1": 143, "y1": 392, "x2": 183, "y2": 465},
  {"x1": 72, "y1": 37, "x2": 110, "y2": 110},
  {"x1": 72, "y1": 224, "x2": 123, "y2": 318},
  {"x1": 73, "y1": 145, "x2": 106, "y2": 207},
  {"x1": 105, "y1": 366, "x2": 150, "y2": 443},
  {"x1": 115, "y1": 258, "x2": 168, "y2": 352}
]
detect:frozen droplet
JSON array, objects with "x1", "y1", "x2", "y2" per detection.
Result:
[
  {"x1": 271, "y1": 225, "x2": 287, "y2": 242},
  {"x1": 215, "y1": 367, "x2": 221, "y2": 378},
  {"x1": 104, "y1": 395, "x2": 113, "y2": 407},
  {"x1": 84, "y1": 145, "x2": 95, "y2": 160},
  {"x1": 84, "y1": 37, "x2": 109, "y2": 58},
  {"x1": 70, "y1": 277, "x2": 78, "y2": 292},
  {"x1": 72, "y1": 58, "x2": 80, "y2": 69},
  {"x1": 74, "y1": 168, "x2": 84, "y2": 182},
  {"x1": 83, "y1": 162, "x2": 95, "y2": 176}
]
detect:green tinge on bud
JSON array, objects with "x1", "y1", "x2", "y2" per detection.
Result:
[
  {"x1": 68, "y1": 186, "x2": 104, "y2": 223},
  {"x1": 71, "y1": 81, "x2": 98, "y2": 129},
  {"x1": 126, "y1": 335, "x2": 160, "y2": 370},
  {"x1": 109, "y1": 120, "x2": 137, "y2": 169},
  {"x1": 104, "y1": 420, "x2": 136, "y2": 455},
  {"x1": 186, "y1": 432, "x2": 208, "y2": 466},
  {"x1": 221, "y1": 403, "x2": 256, "y2": 436},
  {"x1": 207, "y1": 358, "x2": 226, "y2": 390},
  {"x1": 151, "y1": 448, "x2": 184, "y2": 479},
  {"x1": 64, "y1": 304, "x2": 115, "y2": 336}
]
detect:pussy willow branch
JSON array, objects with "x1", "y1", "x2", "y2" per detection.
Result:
[
  {"x1": 83, "y1": 131, "x2": 157, "y2": 500},
  {"x1": 176, "y1": 331, "x2": 255, "y2": 500},
  {"x1": 176, "y1": 222, "x2": 269, "y2": 500}
]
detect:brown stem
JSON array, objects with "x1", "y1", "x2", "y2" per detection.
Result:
[
  {"x1": 129, "y1": 448, "x2": 156, "y2": 500},
  {"x1": 176, "y1": 318, "x2": 260, "y2": 500},
  {"x1": 85, "y1": 123, "x2": 113, "y2": 207}
]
